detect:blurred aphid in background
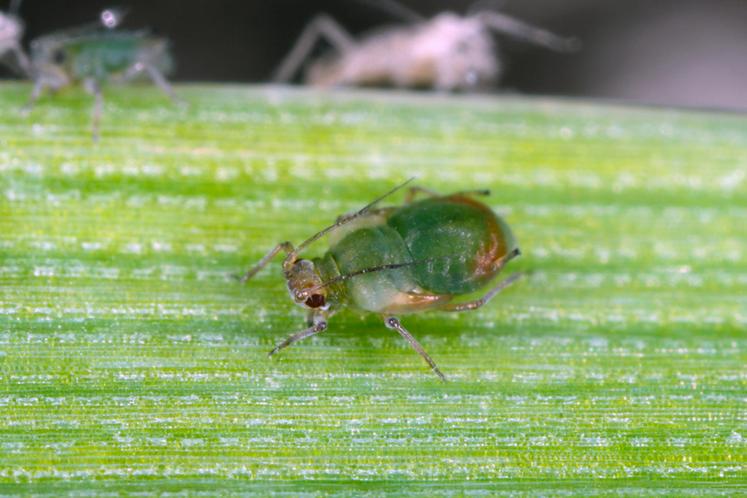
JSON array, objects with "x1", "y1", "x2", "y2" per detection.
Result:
[
  {"x1": 274, "y1": 0, "x2": 578, "y2": 91},
  {"x1": 0, "y1": 0, "x2": 30, "y2": 76},
  {"x1": 22, "y1": 7, "x2": 178, "y2": 141}
]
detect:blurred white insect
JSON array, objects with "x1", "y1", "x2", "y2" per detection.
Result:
[
  {"x1": 0, "y1": 0, "x2": 31, "y2": 76},
  {"x1": 273, "y1": 0, "x2": 579, "y2": 91}
]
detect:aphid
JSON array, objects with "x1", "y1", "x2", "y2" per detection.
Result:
[
  {"x1": 0, "y1": 0, "x2": 31, "y2": 76},
  {"x1": 23, "y1": 8, "x2": 178, "y2": 141},
  {"x1": 240, "y1": 179, "x2": 522, "y2": 380},
  {"x1": 273, "y1": 0, "x2": 579, "y2": 91}
]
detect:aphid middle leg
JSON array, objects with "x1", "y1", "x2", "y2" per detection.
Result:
[
  {"x1": 83, "y1": 78, "x2": 104, "y2": 142},
  {"x1": 238, "y1": 241, "x2": 294, "y2": 284},
  {"x1": 439, "y1": 271, "x2": 523, "y2": 312},
  {"x1": 268, "y1": 319, "x2": 327, "y2": 357},
  {"x1": 384, "y1": 316, "x2": 446, "y2": 381},
  {"x1": 273, "y1": 14, "x2": 356, "y2": 83}
]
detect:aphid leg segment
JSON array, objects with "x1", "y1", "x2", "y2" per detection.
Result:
[
  {"x1": 239, "y1": 241, "x2": 294, "y2": 284},
  {"x1": 404, "y1": 186, "x2": 440, "y2": 203},
  {"x1": 21, "y1": 79, "x2": 46, "y2": 115},
  {"x1": 358, "y1": 0, "x2": 425, "y2": 23},
  {"x1": 121, "y1": 61, "x2": 181, "y2": 105},
  {"x1": 384, "y1": 316, "x2": 447, "y2": 381},
  {"x1": 405, "y1": 186, "x2": 492, "y2": 203},
  {"x1": 9, "y1": 44, "x2": 31, "y2": 77},
  {"x1": 83, "y1": 78, "x2": 104, "y2": 142},
  {"x1": 284, "y1": 178, "x2": 415, "y2": 268},
  {"x1": 475, "y1": 11, "x2": 580, "y2": 52},
  {"x1": 268, "y1": 318, "x2": 328, "y2": 357},
  {"x1": 145, "y1": 65, "x2": 182, "y2": 105},
  {"x1": 440, "y1": 271, "x2": 523, "y2": 312},
  {"x1": 273, "y1": 14, "x2": 356, "y2": 83}
]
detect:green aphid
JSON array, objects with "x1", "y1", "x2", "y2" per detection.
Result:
[
  {"x1": 240, "y1": 179, "x2": 522, "y2": 381},
  {"x1": 23, "y1": 8, "x2": 178, "y2": 141}
]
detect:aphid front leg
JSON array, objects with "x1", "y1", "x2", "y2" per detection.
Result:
[
  {"x1": 439, "y1": 270, "x2": 522, "y2": 312},
  {"x1": 384, "y1": 316, "x2": 446, "y2": 381},
  {"x1": 273, "y1": 14, "x2": 356, "y2": 83},
  {"x1": 238, "y1": 241, "x2": 294, "y2": 284},
  {"x1": 268, "y1": 315, "x2": 328, "y2": 357}
]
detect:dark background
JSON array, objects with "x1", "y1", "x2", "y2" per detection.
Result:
[{"x1": 5, "y1": 0, "x2": 747, "y2": 111}]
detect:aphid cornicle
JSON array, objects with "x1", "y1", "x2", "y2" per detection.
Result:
[
  {"x1": 23, "y1": 8, "x2": 178, "y2": 141},
  {"x1": 273, "y1": 0, "x2": 578, "y2": 91},
  {"x1": 240, "y1": 180, "x2": 522, "y2": 381}
]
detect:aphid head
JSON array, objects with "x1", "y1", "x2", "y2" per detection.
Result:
[{"x1": 285, "y1": 259, "x2": 328, "y2": 311}]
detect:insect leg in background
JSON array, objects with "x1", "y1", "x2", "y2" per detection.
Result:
[
  {"x1": 473, "y1": 9, "x2": 580, "y2": 52},
  {"x1": 272, "y1": 14, "x2": 355, "y2": 83}
]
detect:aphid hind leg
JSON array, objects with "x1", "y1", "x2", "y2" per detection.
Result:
[
  {"x1": 440, "y1": 271, "x2": 522, "y2": 312},
  {"x1": 384, "y1": 316, "x2": 446, "y2": 381},
  {"x1": 268, "y1": 318, "x2": 327, "y2": 357},
  {"x1": 145, "y1": 65, "x2": 182, "y2": 105},
  {"x1": 273, "y1": 14, "x2": 356, "y2": 83},
  {"x1": 238, "y1": 241, "x2": 294, "y2": 284}
]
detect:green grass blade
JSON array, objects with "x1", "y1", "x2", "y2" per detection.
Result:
[{"x1": 0, "y1": 83, "x2": 745, "y2": 495}]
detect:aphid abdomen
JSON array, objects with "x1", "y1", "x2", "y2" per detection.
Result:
[
  {"x1": 387, "y1": 195, "x2": 518, "y2": 295},
  {"x1": 67, "y1": 35, "x2": 141, "y2": 81},
  {"x1": 327, "y1": 224, "x2": 421, "y2": 313}
]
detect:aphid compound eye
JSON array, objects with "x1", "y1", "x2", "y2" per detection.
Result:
[{"x1": 304, "y1": 294, "x2": 326, "y2": 309}]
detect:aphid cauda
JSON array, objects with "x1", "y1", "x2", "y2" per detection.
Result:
[
  {"x1": 273, "y1": 0, "x2": 578, "y2": 91},
  {"x1": 240, "y1": 180, "x2": 522, "y2": 381}
]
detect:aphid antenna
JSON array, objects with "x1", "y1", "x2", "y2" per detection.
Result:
[
  {"x1": 8, "y1": 0, "x2": 22, "y2": 16},
  {"x1": 304, "y1": 261, "x2": 419, "y2": 296},
  {"x1": 36, "y1": 6, "x2": 128, "y2": 45},
  {"x1": 356, "y1": 0, "x2": 425, "y2": 23},
  {"x1": 282, "y1": 177, "x2": 415, "y2": 270}
]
